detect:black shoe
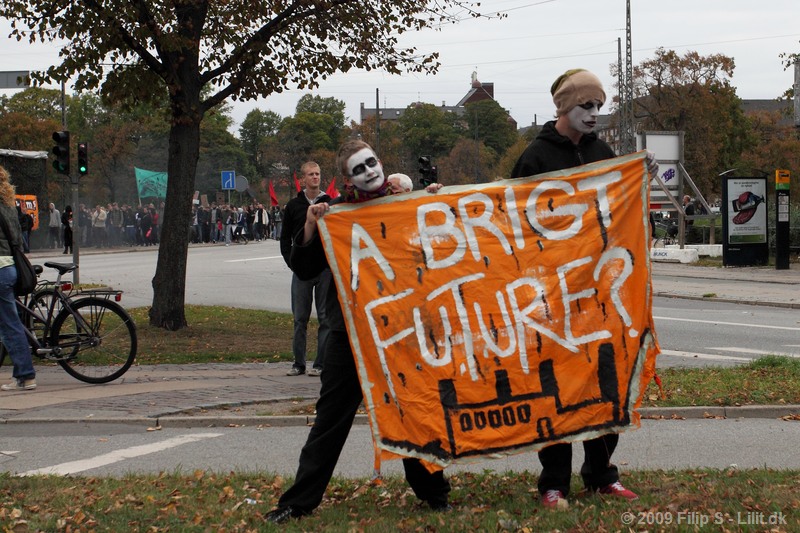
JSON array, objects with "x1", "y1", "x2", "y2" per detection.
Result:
[
  {"x1": 265, "y1": 506, "x2": 304, "y2": 524},
  {"x1": 428, "y1": 501, "x2": 453, "y2": 513}
]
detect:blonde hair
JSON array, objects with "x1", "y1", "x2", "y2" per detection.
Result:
[
  {"x1": 337, "y1": 139, "x2": 373, "y2": 176},
  {"x1": 300, "y1": 160, "x2": 320, "y2": 177},
  {"x1": 0, "y1": 166, "x2": 16, "y2": 207}
]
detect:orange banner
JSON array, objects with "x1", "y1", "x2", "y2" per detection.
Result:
[{"x1": 318, "y1": 152, "x2": 660, "y2": 467}]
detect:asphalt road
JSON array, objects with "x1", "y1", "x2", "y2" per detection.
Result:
[{"x1": 2, "y1": 417, "x2": 799, "y2": 477}]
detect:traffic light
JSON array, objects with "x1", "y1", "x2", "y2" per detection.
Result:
[
  {"x1": 418, "y1": 155, "x2": 438, "y2": 187},
  {"x1": 52, "y1": 130, "x2": 70, "y2": 175},
  {"x1": 77, "y1": 141, "x2": 88, "y2": 175}
]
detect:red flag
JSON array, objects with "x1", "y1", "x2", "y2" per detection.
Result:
[
  {"x1": 326, "y1": 177, "x2": 340, "y2": 199},
  {"x1": 293, "y1": 171, "x2": 302, "y2": 193},
  {"x1": 268, "y1": 180, "x2": 279, "y2": 207}
]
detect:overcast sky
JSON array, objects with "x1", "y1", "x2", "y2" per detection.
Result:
[{"x1": 2, "y1": 0, "x2": 799, "y2": 132}]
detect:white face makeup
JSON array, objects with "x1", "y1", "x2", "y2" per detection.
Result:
[
  {"x1": 566, "y1": 100, "x2": 603, "y2": 135},
  {"x1": 347, "y1": 147, "x2": 385, "y2": 192}
]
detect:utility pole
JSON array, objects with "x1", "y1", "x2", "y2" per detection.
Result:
[
  {"x1": 794, "y1": 60, "x2": 799, "y2": 129},
  {"x1": 617, "y1": 38, "x2": 626, "y2": 153},
  {"x1": 375, "y1": 88, "x2": 380, "y2": 156},
  {"x1": 619, "y1": 0, "x2": 636, "y2": 155}
]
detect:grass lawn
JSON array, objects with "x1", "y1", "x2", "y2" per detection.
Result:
[{"x1": 1, "y1": 468, "x2": 797, "y2": 531}]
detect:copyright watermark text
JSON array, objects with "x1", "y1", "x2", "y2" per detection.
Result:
[{"x1": 620, "y1": 510, "x2": 787, "y2": 527}]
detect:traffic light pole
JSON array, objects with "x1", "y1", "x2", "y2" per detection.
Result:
[{"x1": 70, "y1": 174, "x2": 80, "y2": 285}]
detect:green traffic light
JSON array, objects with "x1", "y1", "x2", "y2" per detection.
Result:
[{"x1": 77, "y1": 141, "x2": 88, "y2": 175}]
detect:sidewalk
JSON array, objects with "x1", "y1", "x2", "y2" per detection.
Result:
[{"x1": 1, "y1": 261, "x2": 798, "y2": 427}]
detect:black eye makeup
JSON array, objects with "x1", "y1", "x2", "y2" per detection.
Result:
[
  {"x1": 351, "y1": 157, "x2": 379, "y2": 176},
  {"x1": 577, "y1": 101, "x2": 603, "y2": 110}
]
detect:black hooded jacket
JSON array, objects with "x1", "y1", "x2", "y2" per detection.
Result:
[{"x1": 510, "y1": 120, "x2": 616, "y2": 179}]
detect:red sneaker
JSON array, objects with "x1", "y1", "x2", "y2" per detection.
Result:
[
  {"x1": 598, "y1": 481, "x2": 639, "y2": 500},
  {"x1": 541, "y1": 489, "x2": 569, "y2": 509}
]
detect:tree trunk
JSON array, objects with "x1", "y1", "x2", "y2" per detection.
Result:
[{"x1": 148, "y1": 118, "x2": 200, "y2": 330}]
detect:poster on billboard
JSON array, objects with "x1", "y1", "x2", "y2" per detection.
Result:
[
  {"x1": 722, "y1": 176, "x2": 768, "y2": 266},
  {"x1": 726, "y1": 178, "x2": 767, "y2": 244}
]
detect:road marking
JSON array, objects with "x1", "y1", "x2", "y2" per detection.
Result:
[
  {"x1": 658, "y1": 349, "x2": 750, "y2": 362},
  {"x1": 653, "y1": 316, "x2": 800, "y2": 332},
  {"x1": 19, "y1": 433, "x2": 224, "y2": 477},
  {"x1": 224, "y1": 255, "x2": 282, "y2": 263},
  {"x1": 708, "y1": 347, "x2": 800, "y2": 358}
]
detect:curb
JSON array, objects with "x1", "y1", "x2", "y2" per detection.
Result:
[
  {"x1": 653, "y1": 291, "x2": 800, "y2": 310},
  {"x1": 3, "y1": 406, "x2": 798, "y2": 429}
]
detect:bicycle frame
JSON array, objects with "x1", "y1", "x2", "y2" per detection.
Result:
[{"x1": 15, "y1": 278, "x2": 96, "y2": 361}]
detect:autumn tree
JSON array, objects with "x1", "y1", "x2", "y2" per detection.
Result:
[
  {"x1": 630, "y1": 48, "x2": 754, "y2": 196},
  {"x1": 1, "y1": 0, "x2": 492, "y2": 330},
  {"x1": 399, "y1": 103, "x2": 462, "y2": 162},
  {"x1": 239, "y1": 108, "x2": 282, "y2": 176},
  {"x1": 463, "y1": 99, "x2": 518, "y2": 158},
  {"x1": 438, "y1": 138, "x2": 495, "y2": 184}
]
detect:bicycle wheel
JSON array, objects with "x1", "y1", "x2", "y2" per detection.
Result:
[{"x1": 50, "y1": 297, "x2": 137, "y2": 384}]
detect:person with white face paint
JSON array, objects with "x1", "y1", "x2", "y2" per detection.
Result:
[
  {"x1": 265, "y1": 139, "x2": 451, "y2": 525},
  {"x1": 511, "y1": 69, "x2": 653, "y2": 509}
]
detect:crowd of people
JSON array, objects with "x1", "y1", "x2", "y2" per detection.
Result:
[
  {"x1": 20, "y1": 201, "x2": 288, "y2": 251},
  {"x1": 190, "y1": 203, "x2": 284, "y2": 245},
  {"x1": 33, "y1": 202, "x2": 166, "y2": 251}
]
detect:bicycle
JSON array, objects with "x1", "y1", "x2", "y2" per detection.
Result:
[{"x1": 0, "y1": 261, "x2": 138, "y2": 384}]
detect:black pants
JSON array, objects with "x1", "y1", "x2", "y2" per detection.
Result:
[
  {"x1": 63, "y1": 227, "x2": 73, "y2": 252},
  {"x1": 537, "y1": 433, "x2": 620, "y2": 497},
  {"x1": 278, "y1": 330, "x2": 450, "y2": 513}
]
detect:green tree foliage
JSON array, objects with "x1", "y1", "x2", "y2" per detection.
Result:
[
  {"x1": 1, "y1": 0, "x2": 488, "y2": 330},
  {"x1": 239, "y1": 108, "x2": 282, "y2": 171},
  {"x1": 279, "y1": 111, "x2": 338, "y2": 168},
  {"x1": 632, "y1": 49, "x2": 755, "y2": 196},
  {"x1": 399, "y1": 103, "x2": 462, "y2": 161},
  {"x1": 296, "y1": 94, "x2": 346, "y2": 132},
  {"x1": 463, "y1": 99, "x2": 518, "y2": 158},
  {"x1": 0, "y1": 87, "x2": 63, "y2": 121}
]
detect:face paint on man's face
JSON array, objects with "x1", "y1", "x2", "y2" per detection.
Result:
[
  {"x1": 566, "y1": 100, "x2": 602, "y2": 135},
  {"x1": 347, "y1": 147, "x2": 385, "y2": 192}
]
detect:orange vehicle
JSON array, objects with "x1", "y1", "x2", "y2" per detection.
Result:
[{"x1": 15, "y1": 194, "x2": 39, "y2": 230}]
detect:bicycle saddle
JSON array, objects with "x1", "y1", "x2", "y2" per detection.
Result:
[{"x1": 43, "y1": 262, "x2": 78, "y2": 275}]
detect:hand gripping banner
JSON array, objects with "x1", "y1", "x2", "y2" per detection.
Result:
[{"x1": 317, "y1": 152, "x2": 660, "y2": 468}]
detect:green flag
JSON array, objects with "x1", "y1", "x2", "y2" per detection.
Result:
[{"x1": 135, "y1": 167, "x2": 168, "y2": 199}]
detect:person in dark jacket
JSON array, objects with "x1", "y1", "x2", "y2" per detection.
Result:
[
  {"x1": 265, "y1": 140, "x2": 451, "y2": 524},
  {"x1": 279, "y1": 161, "x2": 332, "y2": 377},
  {"x1": 61, "y1": 205, "x2": 73, "y2": 255},
  {"x1": 511, "y1": 69, "x2": 657, "y2": 509},
  {"x1": 17, "y1": 205, "x2": 32, "y2": 253},
  {"x1": 0, "y1": 166, "x2": 36, "y2": 391}
]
